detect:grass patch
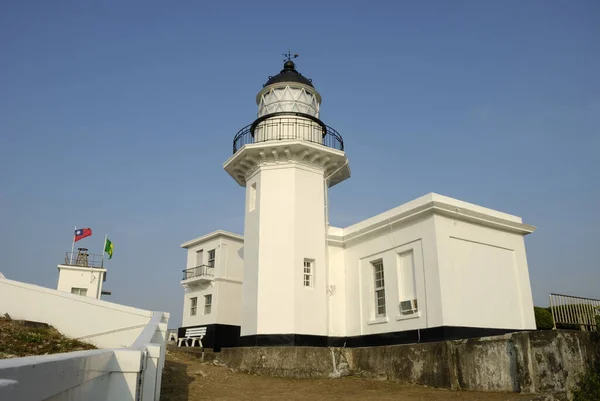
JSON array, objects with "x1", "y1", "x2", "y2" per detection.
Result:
[{"x1": 0, "y1": 316, "x2": 96, "y2": 358}]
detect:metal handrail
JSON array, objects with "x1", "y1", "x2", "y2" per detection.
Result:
[
  {"x1": 64, "y1": 252, "x2": 104, "y2": 268},
  {"x1": 232, "y1": 112, "x2": 344, "y2": 154},
  {"x1": 549, "y1": 293, "x2": 600, "y2": 331},
  {"x1": 182, "y1": 265, "x2": 215, "y2": 280}
]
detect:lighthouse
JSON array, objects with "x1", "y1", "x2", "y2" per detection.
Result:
[
  {"x1": 223, "y1": 56, "x2": 350, "y2": 345},
  {"x1": 180, "y1": 56, "x2": 537, "y2": 350}
]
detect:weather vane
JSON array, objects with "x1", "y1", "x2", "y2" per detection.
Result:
[{"x1": 283, "y1": 50, "x2": 299, "y2": 62}]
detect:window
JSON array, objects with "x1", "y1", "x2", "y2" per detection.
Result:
[
  {"x1": 397, "y1": 251, "x2": 418, "y2": 315},
  {"x1": 208, "y1": 249, "x2": 215, "y2": 268},
  {"x1": 190, "y1": 297, "x2": 197, "y2": 316},
  {"x1": 303, "y1": 259, "x2": 314, "y2": 287},
  {"x1": 204, "y1": 294, "x2": 212, "y2": 315},
  {"x1": 373, "y1": 260, "x2": 386, "y2": 317},
  {"x1": 71, "y1": 287, "x2": 87, "y2": 296},
  {"x1": 249, "y1": 182, "x2": 257, "y2": 212},
  {"x1": 195, "y1": 250, "x2": 203, "y2": 266}
]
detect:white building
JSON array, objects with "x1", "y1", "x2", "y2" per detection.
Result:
[
  {"x1": 57, "y1": 248, "x2": 108, "y2": 299},
  {"x1": 178, "y1": 231, "x2": 243, "y2": 350},
  {"x1": 179, "y1": 59, "x2": 536, "y2": 350}
]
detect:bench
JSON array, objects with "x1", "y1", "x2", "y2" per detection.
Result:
[{"x1": 177, "y1": 327, "x2": 207, "y2": 348}]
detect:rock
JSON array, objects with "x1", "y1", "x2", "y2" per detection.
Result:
[
  {"x1": 193, "y1": 370, "x2": 207, "y2": 377},
  {"x1": 373, "y1": 373, "x2": 388, "y2": 381}
]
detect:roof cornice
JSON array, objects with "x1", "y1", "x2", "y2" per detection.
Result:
[
  {"x1": 181, "y1": 230, "x2": 244, "y2": 249},
  {"x1": 57, "y1": 265, "x2": 107, "y2": 272},
  {"x1": 328, "y1": 194, "x2": 535, "y2": 246}
]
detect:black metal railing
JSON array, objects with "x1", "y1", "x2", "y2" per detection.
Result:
[
  {"x1": 232, "y1": 112, "x2": 344, "y2": 154},
  {"x1": 64, "y1": 252, "x2": 104, "y2": 268},
  {"x1": 182, "y1": 265, "x2": 215, "y2": 281}
]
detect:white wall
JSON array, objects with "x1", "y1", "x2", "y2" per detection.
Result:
[
  {"x1": 0, "y1": 329, "x2": 167, "y2": 401},
  {"x1": 0, "y1": 276, "x2": 168, "y2": 401},
  {"x1": 254, "y1": 166, "x2": 296, "y2": 335},
  {"x1": 241, "y1": 171, "x2": 260, "y2": 336},
  {"x1": 292, "y1": 166, "x2": 328, "y2": 336},
  {"x1": 0, "y1": 277, "x2": 158, "y2": 348},
  {"x1": 220, "y1": 238, "x2": 244, "y2": 282},
  {"x1": 182, "y1": 281, "x2": 244, "y2": 329},
  {"x1": 327, "y1": 243, "x2": 346, "y2": 337},
  {"x1": 215, "y1": 281, "x2": 243, "y2": 326},
  {"x1": 242, "y1": 162, "x2": 329, "y2": 337},
  {"x1": 56, "y1": 265, "x2": 105, "y2": 299},
  {"x1": 181, "y1": 283, "x2": 216, "y2": 328},
  {"x1": 340, "y1": 215, "x2": 442, "y2": 337},
  {"x1": 433, "y1": 214, "x2": 536, "y2": 330}
]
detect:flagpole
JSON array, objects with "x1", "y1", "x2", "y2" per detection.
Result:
[
  {"x1": 70, "y1": 226, "x2": 77, "y2": 264},
  {"x1": 101, "y1": 234, "x2": 107, "y2": 266}
]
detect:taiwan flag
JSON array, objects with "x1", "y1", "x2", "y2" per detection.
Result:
[{"x1": 74, "y1": 228, "x2": 92, "y2": 242}]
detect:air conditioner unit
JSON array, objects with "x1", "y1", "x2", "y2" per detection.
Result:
[{"x1": 400, "y1": 299, "x2": 418, "y2": 315}]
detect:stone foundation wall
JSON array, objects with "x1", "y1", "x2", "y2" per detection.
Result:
[
  {"x1": 218, "y1": 330, "x2": 599, "y2": 397},
  {"x1": 217, "y1": 346, "x2": 348, "y2": 378}
]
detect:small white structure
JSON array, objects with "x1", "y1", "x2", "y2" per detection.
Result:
[
  {"x1": 179, "y1": 59, "x2": 537, "y2": 348},
  {"x1": 56, "y1": 248, "x2": 107, "y2": 299},
  {"x1": 179, "y1": 230, "x2": 243, "y2": 350}
]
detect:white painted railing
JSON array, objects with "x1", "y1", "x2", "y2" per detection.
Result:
[
  {"x1": 549, "y1": 293, "x2": 600, "y2": 331},
  {"x1": 0, "y1": 276, "x2": 169, "y2": 400}
]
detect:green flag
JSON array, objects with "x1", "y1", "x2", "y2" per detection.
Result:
[{"x1": 104, "y1": 238, "x2": 114, "y2": 259}]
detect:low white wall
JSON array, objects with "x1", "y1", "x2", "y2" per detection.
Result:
[
  {"x1": 0, "y1": 277, "x2": 155, "y2": 348},
  {"x1": 0, "y1": 349, "x2": 140, "y2": 401},
  {"x1": 0, "y1": 276, "x2": 169, "y2": 401}
]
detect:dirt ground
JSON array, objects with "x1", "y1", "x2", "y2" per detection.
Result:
[{"x1": 161, "y1": 350, "x2": 536, "y2": 401}]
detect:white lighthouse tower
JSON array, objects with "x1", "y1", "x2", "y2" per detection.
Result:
[{"x1": 224, "y1": 56, "x2": 350, "y2": 345}]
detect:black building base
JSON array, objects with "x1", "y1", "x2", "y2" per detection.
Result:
[
  {"x1": 177, "y1": 325, "x2": 524, "y2": 351},
  {"x1": 177, "y1": 323, "x2": 240, "y2": 352},
  {"x1": 239, "y1": 326, "x2": 524, "y2": 348}
]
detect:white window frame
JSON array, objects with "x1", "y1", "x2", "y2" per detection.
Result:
[
  {"x1": 303, "y1": 259, "x2": 314, "y2": 287},
  {"x1": 190, "y1": 297, "x2": 197, "y2": 316},
  {"x1": 249, "y1": 182, "x2": 257, "y2": 212},
  {"x1": 373, "y1": 260, "x2": 386, "y2": 317},
  {"x1": 397, "y1": 250, "x2": 419, "y2": 316},
  {"x1": 71, "y1": 287, "x2": 87, "y2": 296},
  {"x1": 195, "y1": 249, "x2": 203, "y2": 266},
  {"x1": 204, "y1": 294, "x2": 212, "y2": 315},
  {"x1": 207, "y1": 249, "x2": 215, "y2": 268}
]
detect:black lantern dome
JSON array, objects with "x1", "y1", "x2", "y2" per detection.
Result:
[{"x1": 263, "y1": 60, "x2": 314, "y2": 88}]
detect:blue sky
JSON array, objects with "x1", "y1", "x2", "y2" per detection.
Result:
[{"x1": 1, "y1": 1, "x2": 598, "y2": 328}]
